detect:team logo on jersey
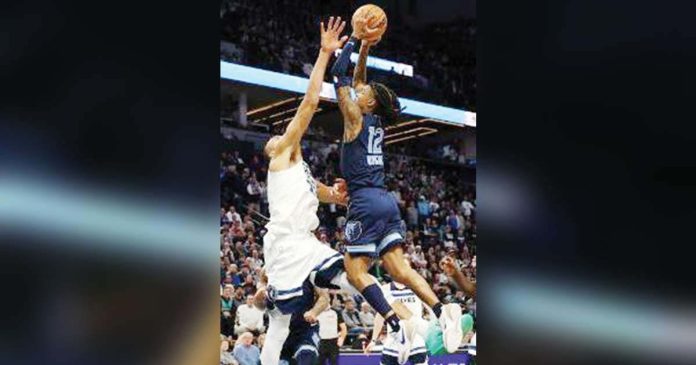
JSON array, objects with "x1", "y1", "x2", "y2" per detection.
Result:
[{"x1": 345, "y1": 221, "x2": 363, "y2": 242}]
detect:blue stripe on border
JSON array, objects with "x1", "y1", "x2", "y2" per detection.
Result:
[
  {"x1": 313, "y1": 252, "x2": 342, "y2": 271},
  {"x1": 277, "y1": 286, "x2": 303, "y2": 295},
  {"x1": 345, "y1": 243, "x2": 376, "y2": 253},
  {"x1": 377, "y1": 232, "x2": 403, "y2": 253}
]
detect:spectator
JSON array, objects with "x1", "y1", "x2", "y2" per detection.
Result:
[
  {"x1": 246, "y1": 174, "x2": 262, "y2": 213},
  {"x1": 220, "y1": 339, "x2": 238, "y2": 365},
  {"x1": 232, "y1": 286, "x2": 246, "y2": 309},
  {"x1": 235, "y1": 295, "x2": 265, "y2": 336},
  {"x1": 358, "y1": 302, "x2": 375, "y2": 329},
  {"x1": 232, "y1": 332, "x2": 260, "y2": 365},
  {"x1": 227, "y1": 206, "x2": 242, "y2": 224},
  {"x1": 461, "y1": 195, "x2": 475, "y2": 217},
  {"x1": 221, "y1": 284, "x2": 236, "y2": 337},
  {"x1": 406, "y1": 201, "x2": 419, "y2": 229},
  {"x1": 341, "y1": 299, "x2": 365, "y2": 336},
  {"x1": 417, "y1": 195, "x2": 430, "y2": 223}
]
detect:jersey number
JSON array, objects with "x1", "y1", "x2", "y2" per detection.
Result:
[{"x1": 367, "y1": 127, "x2": 384, "y2": 154}]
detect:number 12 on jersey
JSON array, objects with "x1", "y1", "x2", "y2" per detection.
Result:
[{"x1": 366, "y1": 126, "x2": 384, "y2": 166}]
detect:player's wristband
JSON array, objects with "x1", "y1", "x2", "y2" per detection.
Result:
[
  {"x1": 334, "y1": 76, "x2": 352, "y2": 88},
  {"x1": 330, "y1": 36, "x2": 358, "y2": 77}
]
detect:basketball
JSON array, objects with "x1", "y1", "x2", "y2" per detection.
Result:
[{"x1": 351, "y1": 4, "x2": 388, "y2": 42}]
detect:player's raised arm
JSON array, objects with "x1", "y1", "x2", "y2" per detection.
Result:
[
  {"x1": 353, "y1": 38, "x2": 376, "y2": 88},
  {"x1": 330, "y1": 33, "x2": 364, "y2": 140},
  {"x1": 275, "y1": 16, "x2": 348, "y2": 153}
]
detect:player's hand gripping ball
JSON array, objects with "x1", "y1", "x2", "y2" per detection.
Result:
[{"x1": 351, "y1": 4, "x2": 387, "y2": 42}]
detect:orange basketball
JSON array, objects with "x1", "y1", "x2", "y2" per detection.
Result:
[{"x1": 351, "y1": 4, "x2": 388, "y2": 42}]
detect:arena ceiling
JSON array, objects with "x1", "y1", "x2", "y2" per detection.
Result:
[{"x1": 221, "y1": 78, "x2": 473, "y2": 146}]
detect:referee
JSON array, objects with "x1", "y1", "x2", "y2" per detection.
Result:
[{"x1": 317, "y1": 304, "x2": 347, "y2": 365}]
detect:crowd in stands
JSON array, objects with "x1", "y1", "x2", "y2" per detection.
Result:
[
  {"x1": 220, "y1": 140, "x2": 476, "y2": 364},
  {"x1": 220, "y1": 0, "x2": 476, "y2": 110}
]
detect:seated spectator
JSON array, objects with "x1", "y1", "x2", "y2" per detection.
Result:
[
  {"x1": 226, "y1": 264, "x2": 242, "y2": 287},
  {"x1": 242, "y1": 274, "x2": 256, "y2": 296},
  {"x1": 358, "y1": 302, "x2": 375, "y2": 329},
  {"x1": 233, "y1": 332, "x2": 260, "y2": 365},
  {"x1": 221, "y1": 284, "x2": 236, "y2": 337},
  {"x1": 220, "y1": 339, "x2": 238, "y2": 365},
  {"x1": 226, "y1": 206, "x2": 242, "y2": 224},
  {"x1": 341, "y1": 299, "x2": 365, "y2": 336},
  {"x1": 232, "y1": 286, "x2": 246, "y2": 308},
  {"x1": 235, "y1": 295, "x2": 265, "y2": 336}
]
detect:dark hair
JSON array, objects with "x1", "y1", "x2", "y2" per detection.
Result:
[{"x1": 369, "y1": 82, "x2": 401, "y2": 124}]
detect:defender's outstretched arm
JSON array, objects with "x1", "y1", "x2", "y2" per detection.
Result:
[{"x1": 275, "y1": 17, "x2": 348, "y2": 153}]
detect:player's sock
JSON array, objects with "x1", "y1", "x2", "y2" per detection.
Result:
[
  {"x1": 361, "y1": 283, "x2": 400, "y2": 331},
  {"x1": 385, "y1": 313, "x2": 401, "y2": 333},
  {"x1": 432, "y1": 302, "x2": 443, "y2": 318}
]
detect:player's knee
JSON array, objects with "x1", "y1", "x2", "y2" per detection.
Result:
[
  {"x1": 294, "y1": 350, "x2": 316, "y2": 365},
  {"x1": 344, "y1": 260, "x2": 369, "y2": 288}
]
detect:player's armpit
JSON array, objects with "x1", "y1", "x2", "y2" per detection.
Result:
[{"x1": 336, "y1": 86, "x2": 363, "y2": 141}]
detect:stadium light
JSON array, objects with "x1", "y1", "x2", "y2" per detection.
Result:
[{"x1": 220, "y1": 61, "x2": 476, "y2": 127}]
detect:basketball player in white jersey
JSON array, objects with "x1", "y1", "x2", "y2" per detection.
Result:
[
  {"x1": 364, "y1": 260, "x2": 429, "y2": 365},
  {"x1": 259, "y1": 16, "x2": 350, "y2": 365}
]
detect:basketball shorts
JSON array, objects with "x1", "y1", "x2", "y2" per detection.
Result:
[
  {"x1": 264, "y1": 232, "x2": 342, "y2": 313},
  {"x1": 344, "y1": 187, "x2": 405, "y2": 257}
]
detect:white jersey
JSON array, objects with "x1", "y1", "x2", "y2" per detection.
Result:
[
  {"x1": 265, "y1": 160, "x2": 319, "y2": 236},
  {"x1": 263, "y1": 159, "x2": 340, "y2": 305},
  {"x1": 381, "y1": 282, "x2": 427, "y2": 355}
]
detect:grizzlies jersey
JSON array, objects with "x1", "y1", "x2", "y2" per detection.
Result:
[
  {"x1": 265, "y1": 160, "x2": 319, "y2": 236},
  {"x1": 340, "y1": 113, "x2": 386, "y2": 194}
]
